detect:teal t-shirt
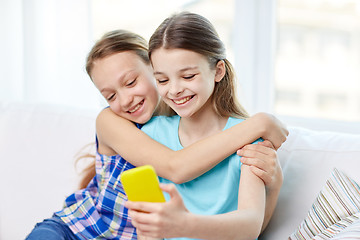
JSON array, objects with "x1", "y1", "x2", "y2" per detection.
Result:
[{"x1": 141, "y1": 115, "x2": 259, "y2": 240}]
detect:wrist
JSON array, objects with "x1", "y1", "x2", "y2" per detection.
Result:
[
  {"x1": 251, "y1": 113, "x2": 268, "y2": 138},
  {"x1": 182, "y1": 212, "x2": 198, "y2": 238},
  {"x1": 266, "y1": 175, "x2": 283, "y2": 194}
]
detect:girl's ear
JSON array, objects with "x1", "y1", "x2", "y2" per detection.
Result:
[{"x1": 214, "y1": 60, "x2": 226, "y2": 83}]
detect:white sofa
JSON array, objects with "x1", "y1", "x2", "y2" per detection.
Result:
[{"x1": 1, "y1": 102, "x2": 360, "y2": 240}]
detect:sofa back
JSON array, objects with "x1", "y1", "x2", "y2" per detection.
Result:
[
  {"x1": 0, "y1": 102, "x2": 97, "y2": 240},
  {"x1": 1, "y1": 102, "x2": 359, "y2": 240}
]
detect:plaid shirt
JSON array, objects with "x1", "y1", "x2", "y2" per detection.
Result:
[{"x1": 55, "y1": 125, "x2": 141, "y2": 240}]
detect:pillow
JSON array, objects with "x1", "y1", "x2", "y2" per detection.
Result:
[
  {"x1": 314, "y1": 212, "x2": 360, "y2": 239},
  {"x1": 331, "y1": 214, "x2": 360, "y2": 239},
  {"x1": 289, "y1": 168, "x2": 360, "y2": 240}
]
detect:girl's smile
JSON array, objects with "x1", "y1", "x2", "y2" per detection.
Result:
[
  {"x1": 128, "y1": 99, "x2": 144, "y2": 113},
  {"x1": 172, "y1": 95, "x2": 194, "y2": 105}
]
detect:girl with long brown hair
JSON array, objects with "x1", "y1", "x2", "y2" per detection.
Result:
[{"x1": 125, "y1": 12, "x2": 283, "y2": 240}]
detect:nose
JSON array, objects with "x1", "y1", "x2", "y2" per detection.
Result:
[
  {"x1": 168, "y1": 79, "x2": 184, "y2": 97},
  {"x1": 118, "y1": 90, "x2": 133, "y2": 109}
]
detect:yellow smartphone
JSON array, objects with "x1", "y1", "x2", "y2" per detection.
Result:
[{"x1": 120, "y1": 165, "x2": 166, "y2": 202}]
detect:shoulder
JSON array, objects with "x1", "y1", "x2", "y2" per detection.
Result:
[
  {"x1": 225, "y1": 117, "x2": 246, "y2": 129},
  {"x1": 95, "y1": 107, "x2": 139, "y2": 141},
  {"x1": 96, "y1": 107, "x2": 114, "y2": 124}
]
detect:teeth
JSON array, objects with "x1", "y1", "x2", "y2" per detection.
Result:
[
  {"x1": 129, "y1": 101, "x2": 143, "y2": 113},
  {"x1": 173, "y1": 96, "x2": 191, "y2": 105}
]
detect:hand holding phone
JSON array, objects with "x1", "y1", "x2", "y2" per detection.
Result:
[{"x1": 120, "y1": 165, "x2": 166, "y2": 202}]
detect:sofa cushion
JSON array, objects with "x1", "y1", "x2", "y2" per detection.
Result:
[{"x1": 289, "y1": 168, "x2": 360, "y2": 239}]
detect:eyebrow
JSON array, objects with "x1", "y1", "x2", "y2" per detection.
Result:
[{"x1": 153, "y1": 66, "x2": 198, "y2": 75}]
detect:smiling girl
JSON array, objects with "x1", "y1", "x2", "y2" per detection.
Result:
[{"x1": 125, "y1": 12, "x2": 282, "y2": 240}]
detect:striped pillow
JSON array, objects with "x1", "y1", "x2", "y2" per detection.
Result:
[
  {"x1": 314, "y1": 212, "x2": 360, "y2": 239},
  {"x1": 289, "y1": 168, "x2": 360, "y2": 240},
  {"x1": 331, "y1": 214, "x2": 360, "y2": 239}
]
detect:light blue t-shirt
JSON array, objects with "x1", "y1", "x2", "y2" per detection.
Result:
[{"x1": 142, "y1": 115, "x2": 259, "y2": 240}]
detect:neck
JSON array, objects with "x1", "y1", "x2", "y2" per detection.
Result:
[{"x1": 178, "y1": 106, "x2": 228, "y2": 148}]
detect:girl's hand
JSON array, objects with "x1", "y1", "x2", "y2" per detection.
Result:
[
  {"x1": 251, "y1": 113, "x2": 289, "y2": 150},
  {"x1": 237, "y1": 140, "x2": 283, "y2": 192},
  {"x1": 125, "y1": 184, "x2": 190, "y2": 239}
]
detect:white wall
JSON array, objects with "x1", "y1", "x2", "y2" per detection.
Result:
[
  {"x1": 1, "y1": 0, "x2": 103, "y2": 111},
  {"x1": 1, "y1": 0, "x2": 24, "y2": 101}
]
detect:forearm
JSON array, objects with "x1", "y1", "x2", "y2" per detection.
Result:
[
  {"x1": 153, "y1": 113, "x2": 285, "y2": 183},
  {"x1": 137, "y1": 236, "x2": 162, "y2": 240},
  {"x1": 184, "y1": 166, "x2": 266, "y2": 240},
  {"x1": 262, "y1": 184, "x2": 282, "y2": 232},
  {"x1": 167, "y1": 117, "x2": 268, "y2": 183},
  {"x1": 237, "y1": 140, "x2": 283, "y2": 232},
  {"x1": 98, "y1": 109, "x2": 283, "y2": 183},
  {"x1": 173, "y1": 113, "x2": 287, "y2": 183},
  {"x1": 183, "y1": 210, "x2": 263, "y2": 240}
]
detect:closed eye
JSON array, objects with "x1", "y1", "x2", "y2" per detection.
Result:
[
  {"x1": 126, "y1": 78, "x2": 136, "y2": 87},
  {"x1": 157, "y1": 79, "x2": 168, "y2": 84},
  {"x1": 107, "y1": 93, "x2": 115, "y2": 101},
  {"x1": 183, "y1": 74, "x2": 196, "y2": 80}
]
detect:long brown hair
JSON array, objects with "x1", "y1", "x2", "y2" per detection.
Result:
[
  {"x1": 77, "y1": 30, "x2": 151, "y2": 189},
  {"x1": 75, "y1": 143, "x2": 97, "y2": 189},
  {"x1": 149, "y1": 12, "x2": 248, "y2": 119}
]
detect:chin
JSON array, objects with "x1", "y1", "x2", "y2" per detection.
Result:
[
  {"x1": 176, "y1": 112, "x2": 191, "y2": 118},
  {"x1": 136, "y1": 114, "x2": 152, "y2": 125}
]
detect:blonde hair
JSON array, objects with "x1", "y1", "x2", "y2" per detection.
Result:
[
  {"x1": 86, "y1": 29, "x2": 150, "y2": 77},
  {"x1": 149, "y1": 12, "x2": 249, "y2": 118},
  {"x1": 78, "y1": 30, "x2": 151, "y2": 189}
]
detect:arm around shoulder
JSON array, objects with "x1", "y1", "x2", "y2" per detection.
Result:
[{"x1": 95, "y1": 108, "x2": 287, "y2": 185}]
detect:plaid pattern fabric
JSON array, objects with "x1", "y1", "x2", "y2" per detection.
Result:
[{"x1": 55, "y1": 124, "x2": 141, "y2": 240}]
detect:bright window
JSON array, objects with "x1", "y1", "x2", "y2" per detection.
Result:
[{"x1": 275, "y1": 0, "x2": 360, "y2": 122}]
